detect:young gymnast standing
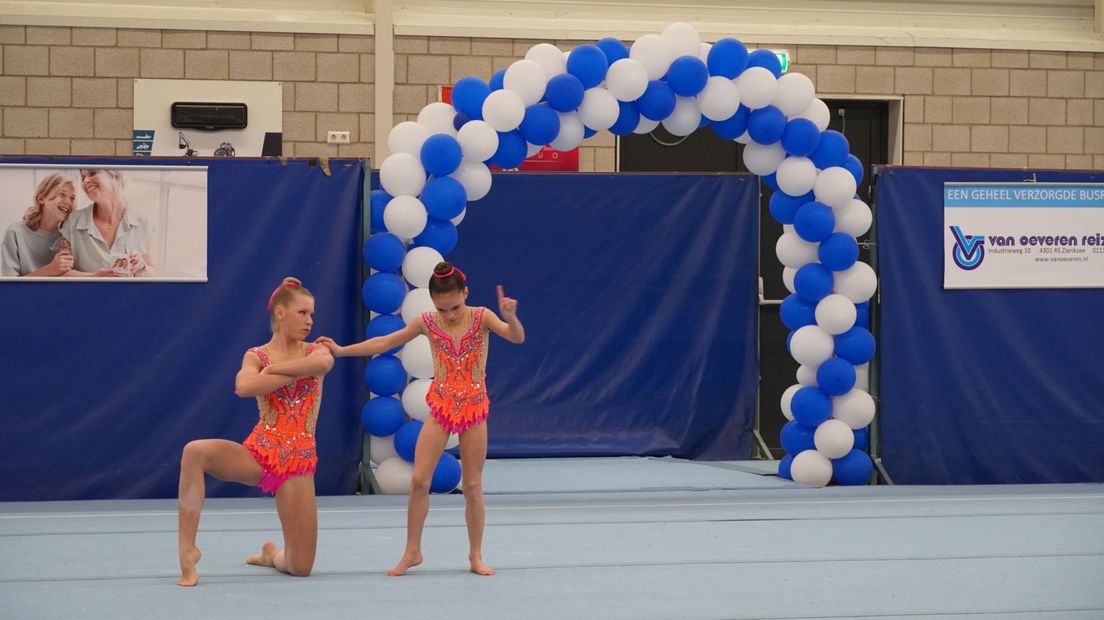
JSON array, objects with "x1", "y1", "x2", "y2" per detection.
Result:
[{"x1": 318, "y1": 261, "x2": 524, "y2": 576}]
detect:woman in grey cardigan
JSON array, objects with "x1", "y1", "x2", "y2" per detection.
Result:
[{"x1": 0, "y1": 173, "x2": 77, "y2": 277}]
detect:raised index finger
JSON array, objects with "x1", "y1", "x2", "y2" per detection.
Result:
[{"x1": 497, "y1": 284, "x2": 505, "y2": 301}]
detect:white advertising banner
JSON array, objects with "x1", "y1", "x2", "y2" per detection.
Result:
[{"x1": 944, "y1": 183, "x2": 1104, "y2": 289}]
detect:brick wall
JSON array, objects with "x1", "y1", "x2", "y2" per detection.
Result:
[{"x1": 2, "y1": 25, "x2": 1102, "y2": 171}]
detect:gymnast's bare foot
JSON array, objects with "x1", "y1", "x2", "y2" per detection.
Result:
[
  {"x1": 388, "y1": 550, "x2": 423, "y2": 576},
  {"x1": 469, "y1": 554, "x2": 495, "y2": 576},
  {"x1": 245, "y1": 541, "x2": 278, "y2": 567},
  {"x1": 177, "y1": 545, "x2": 202, "y2": 586}
]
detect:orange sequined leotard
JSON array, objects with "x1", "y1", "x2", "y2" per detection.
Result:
[
  {"x1": 422, "y1": 307, "x2": 490, "y2": 434},
  {"x1": 242, "y1": 344, "x2": 323, "y2": 494}
]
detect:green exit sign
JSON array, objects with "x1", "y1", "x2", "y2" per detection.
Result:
[{"x1": 773, "y1": 50, "x2": 790, "y2": 74}]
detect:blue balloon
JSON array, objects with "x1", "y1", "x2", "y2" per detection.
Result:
[
  {"x1": 451, "y1": 76, "x2": 490, "y2": 120},
  {"x1": 567, "y1": 44, "x2": 609, "y2": 89},
  {"x1": 519, "y1": 104, "x2": 561, "y2": 146},
  {"x1": 816, "y1": 357, "x2": 857, "y2": 396},
  {"x1": 394, "y1": 419, "x2": 423, "y2": 462},
  {"x1": 762, "y1": 173, "x2": 779, "y2": 191},
  {"x1": 777, "y1": 453, "x2": 794, "y2": 480},
  {"x1": 430, "y1": 452, "x2": 463, "y2": 493},
  {"x1": 413, "y1": 217, "x2": 458, "y2": 255},
  {"x1": 595, "y1": 37, "x2": 630, "y2": 64},
  {"x1": 844, "y1": 153, "x2": 864, "y2": 185},
  {"x1": 852, "y1": 427, "x2": 870, "y2": 452},
  {"x1": 794, "y1": 263, "x2": 834, "y2": 303},
  {"x1": 364, "y1": 355, "x2": 407, "y2": 396},
  {"x1": 794, "y1": 201, "x2": 836, "y2": 242},
  {"x1": 711, "y1": 105, "x2": 749, "y2": 140},
  {"x1": 609, "y1": 101, "x2": 640, "y2": 136},
  {"x1": 361, "y1": 272, "x2": 405, "y2": 314},
  {"x1": 832, "y1": 449, "x2": 873, "y2": 485},
  {"x1": 781, "y1": 119, "x2": 821, "y2": 157},
  {"x1": 667, "y1": 55, "x2": 708, "y2": 96},
  {"x1": 488, "y1": 69, "x2": 506, "y2": 91},
  {"x1": 362, "y1": 232, "x2": 405, "y2": 272},
  {"x1": 545, "y1": 73, "x2": 585, "y2": 112},
  {"x1": 810, "y1": 130, "x2": 849, "y2": 169},
  {"x1": 490, "y1": 130, "x2": 527, "y2": 169},
  {"x1": 780, "y1": 294, "x2": 816, "y2": 330},
  {"x1": 780, "y1": 421, "x2": 816, "y2": 455},
  {"x1": 369, "y1": 189, "x2": 392, "y2": 232},
  {"x1": 637, "y1": 80, "x2": 676, "y2": 121},
  {"x1": 819, "y1": 233, "x2": 860, "y2": 271},
  {"x1": 746, "y1": 48, "x2": 782, "y2": 78},
  {"x1": 791, "y1": 386, "x2": 832, "y2": 426},
  {"x1": 361, "y1": 396, "x2": 405, "y2": 436},
  {"x1": 452, "y1": 112, "x2": 471, "y2": 131},
  {"x1": 583, "y1": 126, "x2": 597, "y2": 139},
  {"x1": 836, "y1": 326, "x2": 876, "y2": 365},
  {"x1": 768, "y1": 190, "x2": 813, "y2": 224},
  {"x1": 748, "y1": 105, "x2": 786, "y2": 145},
  {"x1": 420, "y1": 176, "x2": 466, "y2": 220},
  {"x1": 420, "y1": 134, "x2": 462, "y2": 177},
  {"x1": 706, "y1": 38, "x2": 748, "y2": 79},
  {"x1": 365, "y1": 314, "x2": 405, "y2": 355},
  {"x1": 854, "y1": 301, "x2": 870, "y2": 329}
]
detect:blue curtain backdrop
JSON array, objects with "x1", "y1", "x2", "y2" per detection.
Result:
[
  {"x1": 445, "y1": 173, "x2": 759, "y2": 460},
  {"x1": 875, "y1": 167, "x2": 1104, "y2": 484},
  {"x1": 0, "y1": 157, "x2": 364, "y2": 501}
]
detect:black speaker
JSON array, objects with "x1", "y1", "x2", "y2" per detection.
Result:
[{"x1": 171, "y1": 102, "x2": 248, "y2": 130}]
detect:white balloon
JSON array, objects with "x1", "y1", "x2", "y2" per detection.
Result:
[
  {"x1": 790, "y1": 324, "x2": 835, "y2": 367},
  {"x1": 630, "y1": 33, "x2": 673, "y2": 80},
  {"x1": 814, "y1": 167, "x2": 859, "y2": 209},
  {"x1": 456, "y1": 120, "x2": 499, "y2": 162},
  {"x1": 445, "y1": 433, "x2": 460, "y2": 449},
  {"x1": 379, "y1": 152, "x2": 426, "y2": 197},
  {"x1": 550, "y1": 112, "x2": 584, "y2": 151},
  {"x1": 736, "y1": 67, "x2": 779, "y2": 110},
  {"x1": 815, "y1": 294, "x2": 857, "y2": 335},
  {"x1": 369, "y1": 433, "x2": 398, "y2": 465},
  {"x1": 854, "y1": 363, "x2": 870, "y2": 391},
  {"x1": 833, "y1": 261, "x2": 878, "y2": 303},
  {"x1": 774, "y1": 72, "x2": 816, "y2": 117},
  {"x1": 698, "y1": 76, "x2": 741, "y2": 121},
  {"x1": 661, "y1": 96, "x2": 701, "y2": 136},
  {"x1": 401, "y1": 246, "x2": 443, "y2": 288},
  {"x1": 742, "y1": 141, "x2": 786, "y2": 175},
  {"x1": 481, "y1": 89, "x2": 525, "y2": 132},
  {"x1": 449, "y1": 160, "x2": 492, "y2": 201},
  {"x1": 578, "y1": 87, "x2": 619, "y2": 131},
  {"x1": 504, "y1": 59, "x2": 547, "y2": 106},
  {"x1": 814, "y1": 419, "x2": 855, "y2": 459},
  {"x1": 835, "y1": 198, "x2": 873, "y2": 237},
  {"x1": 775, "y1": 156, "x2": 818, "y2": 196},
  {"x1": 450, "y1": 207, "x2": 467, "y2": 226},
  {"x1": 402, "y1": 378, "x2": 432, "y2": 421},
  {"x1": 734, "y1": 130, "x2": 752, "y2": 144},
  {"x1": 780, "y1": 384, "x2": 802, "y2": 421},
  {"x1": 775, "y1": 231, "x2": 819, "y2": 268},
  {"x1": 383, "y1": 195, "x2": 427, "y2": 240},
  {"x1": 400, "y1": 334, "x2": 435, "y2": 380},
  {"x1": 633, "y1": 116, "x2": 660, "y2": 134},
  {"x1": 832, "y1": 388, "x2": 876, "y2": 429},
  {"x1": 796, "y1": 364, "x2": 818, "y2": 386},
  {"x1": 698, "y1": 42, "x2": 712, "y2": 62},
  {"x1": 525, "y1": 42, "x2": 566, "y2": 79},
  {"x1": 791, "y1": 449, "x2": 832, "y2": 486},
  {"x1": 400, "y1": 287, "x2": 435, "y2": 324},
  {"x1": 417, "y1": 102, "x2": 457, "y2": 137},
  {"x1": 605, "y1": 58, "x2": 649, "y2": 102},
  {"x1": 782, "y1": 266, "x2": 797, "y2": 294},
  {"x1": 388, "y1": 121, "x2": 431, "y2": 157},
  {"x1": 375, "y1": 456, "x2": 414, "y2": 494},
  {"x1": 526, "y1": 141, "x2": 542, "y2": 156},
  {"x1": 660, "y1": 22, "x2": 702, "y2": 58},
  {"x1": 795, "y1": 98, "x2": 831, "y2": 132}
]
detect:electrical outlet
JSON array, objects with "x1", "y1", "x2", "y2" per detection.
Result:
[{"x1": 326, "y1": 131, "x2": 351, "y2": 144}]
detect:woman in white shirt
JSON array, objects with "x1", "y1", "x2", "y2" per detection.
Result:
[
  {"x1": 62, "y1": 169, "x2": 156, "y2": 277},
  {"x1": 0, "y1": 173, "x2": 77, "y2": 276}
]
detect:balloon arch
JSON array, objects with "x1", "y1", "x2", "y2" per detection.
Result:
[{"x1": 360, "y1": 23, "x2": 879, "y2": 492}]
